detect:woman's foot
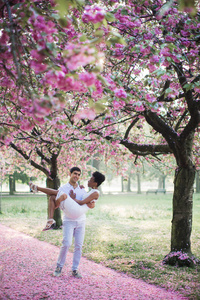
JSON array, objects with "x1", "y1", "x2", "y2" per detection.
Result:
[
  {"x1": 29, "y1": 182, "x2": 38, "y2": 193},
  {"x1": 42, "y1": 219, "x2": 56, "y2": 231}
]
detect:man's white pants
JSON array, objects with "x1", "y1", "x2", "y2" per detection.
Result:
[{"x1": 57, "y1": 220, "x2": 85, "y2": 271}]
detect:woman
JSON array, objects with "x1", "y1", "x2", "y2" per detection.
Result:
[{"x1": 29, "y1": 171, "x2": 105, "y2": 230}]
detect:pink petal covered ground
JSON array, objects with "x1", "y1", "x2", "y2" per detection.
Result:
[{"x1": 0, "y1": 224, "x2": 186, "y2": 300}]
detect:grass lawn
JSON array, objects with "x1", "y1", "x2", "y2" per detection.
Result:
[{"x1": 0, "y1": 192, "x2": 200, "y2": 299}]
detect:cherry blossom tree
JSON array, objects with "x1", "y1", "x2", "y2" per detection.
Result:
[
  {"x1": 0, "y1": 0, "x2": 116, "y2": 225},
  {"x1": 67, "y1": 0, "x2": 200, "y2": 266},
  {"x1": 0, "y1": 0, "x2": 110, "y2": 136},
  {"x1": 1, "y1": 0, "x2": 200, "y2": 265}
]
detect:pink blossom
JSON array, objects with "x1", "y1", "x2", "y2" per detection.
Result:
[
  {"x1": 30, "y1": 61, "x2": 47, "y2": 74},
  {"x1": 147, "y1": 63, "x2": 157, "y2": 73},
  {"x1": 20, "y1": 119, "x2": 34, "y2": 131},
  {"x1": 0, "y1": 30, "x2": 9, "y2": 45},
  {"x1": 165, "y1": 35, "x2": 175, "y2": 42},
  {"x1": 0, "y1": 77, "x2": 13, "y2": 88},
  {"x1": 113, "y1": 100, "x2": 121, "y2": 109},
  {"x1": 161, "y1": 74, "x2": 170, "y2": 80},
  {"x1": 3, "y1": 136, "x2": 14, "y2": 145},
  {"x1": 64, "y1": 44, "x2": 96, "y2": 71},
  {"x1": 180, "y1": 30, "x2": 190, "y2": 37},
  {"x1": 135, "y1": 104, "x2": 145, "y2": 112},
  {"x1": 160, "y1": 47, "x2": 170, "y2": 56},
  {"x1": 140, "y1": 46, "x2": 151, "y2": 56},
  {"x1": 82, "y1": 5, "x2": 105, "y2": 24},
  {"x1": 79, "y1": 73, "x2": 96, "y2": 86},
  {"x1": 146, "y1": 94, "x2": 156, "y2": 103},
  {"x1": 150, "y1": 55, "x2": 160, "y2": 63},
  {"x1": 154, "y1": 27, "x2": 162, "y2": 35},
  {"x1": 33, "y1": 98, "x2": 52, "y2": 117},
  {"x1": 76, "y1": 108, "x2": 96, "y2": 120},
  {"x1": 114, "y1": 88, "x2": 127, "y2": 98},
  {"x1": 194, "y1": 87, "x2": 200, "y2": 93},
  {"x1": 189, "y1": 49, "x2": 199, "y2": 57}
]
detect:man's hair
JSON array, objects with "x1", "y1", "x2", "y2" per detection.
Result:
[
  {"x1": 93, "y1": 171, "x2": 105, "y2": 187},
  {"x1": 70, "y1": 167, "x2": 81, "y2": 174}
]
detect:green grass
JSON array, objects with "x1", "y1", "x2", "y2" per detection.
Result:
[{"x1": 1, "y1": 193, "x2": 200, "y2": 299}]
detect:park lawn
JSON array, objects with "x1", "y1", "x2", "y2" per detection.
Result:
[{"x1": 0, "y1": 192, "x2": 200, "y2": 299}]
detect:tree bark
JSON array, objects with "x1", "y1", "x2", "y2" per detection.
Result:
[
  {"x1": 121, "y1": 176, "x2": 124, "y2": 192},
  {"x1": 46, "y1": 154, "x2": 62, "y2": 228},
  {"x1": 163, "y1": 165, "x2": 199, "y2": 267},
  {"x1": 9, "y1": 175, "x2": 14, "y2": 195},
  {"x1": 127, "y1": 176, "x2": 131, "y2": 192},
  {"x1": 196, "y1": 170, "x2": 200, "y2": 193},
  {"x1": 163, "y1": 132, "x2": 199, "y2": 266},
  {"x1": 171, "y1": 166, "x2": 195, "y2": 253},
  {"x1": 158, "y1": 175, "x2": 166, "y2": 189},
  {"x1": 136, "y1": 172, "x2": 141, "y2": 194}
]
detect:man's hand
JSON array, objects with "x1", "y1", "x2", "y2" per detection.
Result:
[
  {"x1": 69, "y1": 190, "x2": 76, "y2": 199},
  {"x1": 87, "y1": 201, "x2": 95, "y2": 209},
  {"x1": 79, "y1": 185, "x2": 85, "y2": 189}
]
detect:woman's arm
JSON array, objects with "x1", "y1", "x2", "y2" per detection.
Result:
[{"x1": 73, "y1": 191, "x2": 99, "y2": 205}]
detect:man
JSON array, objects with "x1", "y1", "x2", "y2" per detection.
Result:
[
  {"x1": 53, "y1": 166, "x2": 94, "y2": 278},
  {"x1": 30, "y1": 167, "x2": 95, "y2": 278}
]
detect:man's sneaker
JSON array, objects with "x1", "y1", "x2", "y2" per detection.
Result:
[
  {"x1": 53, "y1": 266, "x2": 62, "y2": 277},
  {"x1": 72, "y1": 270, "x2": 82, "y2": 278}
]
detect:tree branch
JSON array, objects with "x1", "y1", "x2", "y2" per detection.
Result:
[
  {"x1": 120, "y1": 139, "x2": 172, "y2": 156},
  {"x1": 10, "y1": 142, "x2": 51, "y2": 177},
  {"x1": 124, "y1": 117, "x2": 139, "y2": 139}
]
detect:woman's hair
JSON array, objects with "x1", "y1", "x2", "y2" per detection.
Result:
[
  {"x1": 93, "y1": 171, "x2": 105, "y2": 187},
  {"x1": 70, "y1": 167, "x2": 81, "y2": 174}
]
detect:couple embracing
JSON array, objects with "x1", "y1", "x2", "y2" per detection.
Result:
[{"x1": 30, "y1": 167, "x2": 105, "y2": 278}]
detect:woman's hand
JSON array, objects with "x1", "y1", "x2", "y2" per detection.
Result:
[{"x1": 69, "y1": 190, "x2": 76, "y2": 199}]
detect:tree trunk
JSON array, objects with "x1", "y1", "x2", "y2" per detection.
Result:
[
  {"x1": 127, "y1": 176, "x2": 131, "y2": 192},
  {"x1": 163, "y1": 166, "x2": 199, "y2": 266},
  {"x1": 196, "y1": 170, "x2": 200, "y2": 193},
  {"x1": 163, "y1": 175, "x2": 166, "y2": 189},
  {"x1": 121, "y1": 176, "x2": 124, "y2": 192},
  {"x1": 171, "y1": 166, "x2": 195, "y2": 253},
  {"x1": 158, "y1": 176, "x2": 163, "y2": 188},
  {"x1": 13, "y1": 173, "x2": 16, "y2": 192},
  {"x1": 163, "y1": 167, "x2": 199, "y2": 267},
  {"x1": 162, "y1": 130, "x2": 200, "y2": 267},
  {"x1": 158, "y1": 175, "x2": 166, "y2": 189},
  {"x1": 136, "y1": 172, "x2": 141, "y2": 194},
  {"x1": 9, "y1": 175, "x2": 14, "y2": 195},
  {"x1": 46, "y1": 154, "x2": 62, "y2": 228}
]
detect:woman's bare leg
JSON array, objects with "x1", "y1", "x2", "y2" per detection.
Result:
[
  {"x1": 29, "y1": 182, "x2": 59, "y2": 231},
  {"x1": 29, "y1": 182, "x2": 58, "y2": 196},
  {"x1": 37, "y1": 186, "x2": 58, "y2": 196},
  {"x1": 43, "y1": 195, "x2": 57, "y2": 231},
  {"x1": 49, "y1": 195, "x2": 57, "y2": 219}
]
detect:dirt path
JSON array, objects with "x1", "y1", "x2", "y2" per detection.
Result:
[{"x1": 0, "y1": 224, "x2": 186, "y2": 300}]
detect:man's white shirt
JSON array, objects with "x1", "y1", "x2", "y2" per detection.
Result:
[{"x1": 57, "y1": 183, "x2": 87, "y2": 222}]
